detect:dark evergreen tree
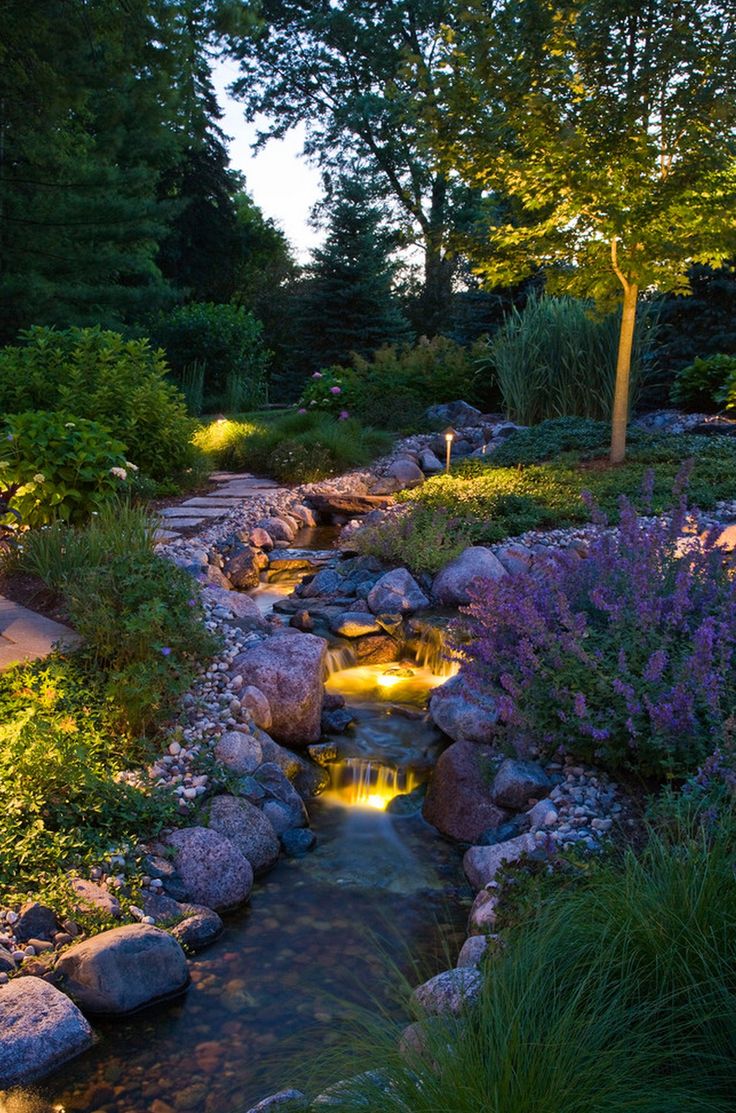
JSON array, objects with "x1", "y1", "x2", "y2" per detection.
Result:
[
  {"x1": 298, "y1": 178, "x2": 411, "y2": 372},
  {"x1": 653, "y1": 263, "x2": 736, "y2": 377},
  {"x1": 0, "y1": 0, "x2": 181, "y2": 340}
]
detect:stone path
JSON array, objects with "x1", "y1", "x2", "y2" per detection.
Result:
[
  {"x1": 0, "y1": 595, "x2": 81, "y2": 671},
  {"x1": 156, "y1": 472, "x2": 281, "y2": 542}
]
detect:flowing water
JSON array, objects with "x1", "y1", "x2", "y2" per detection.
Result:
[{"x1": 8, "y1": 540, "x2": 468, "y2": 1113}]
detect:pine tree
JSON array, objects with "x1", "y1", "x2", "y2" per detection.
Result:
[{"x1": 299, "y1": 178, "x2": 412, "y2": 371}]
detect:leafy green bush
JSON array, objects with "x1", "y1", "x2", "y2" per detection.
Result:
[
  {"x1": 670, "y1": 353, "x2": 736, "y2": 412},
  {"x1": 0, "y1": 655, "x2": 176, "y2": 894},
  {"x1": 481, "y1": 294, "x2": 655, "y2": 424},
  {"x1": 352, "y1": 507, "x2": 484, "y2": 576},
  {"x1": 299, "y1": 368, "x2": 351, "y2": 417},
  {"x1": 321, "y1": 823, "x2": 736, "y2": 1112},
  {"x1": 0, "y1": 412, "x2": 130, "y2": 527},
  {"x1": 195, "y1": 410, "x2": 392, "y2": 484},
  {"x1": 303, "y1": 337, "x2": 493, "y2": 432},
  {"x1": 0, "y1": 326, "x2": 198, "y2": 481},
  {"x1": 153, "y1": 302, "x2": 270, "y2": 413},
  {"x1": 20, "y1": 507, "x2": 217, "y2": 733}
]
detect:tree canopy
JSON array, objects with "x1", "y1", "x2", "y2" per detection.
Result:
[
  {"x1": 229, "y1": 0, "x2": 483, "y2": 334},
  {"x1": 431, "y1": 0, "x2": 736, "y2": 458}
]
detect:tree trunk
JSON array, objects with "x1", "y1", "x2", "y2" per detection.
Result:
[
  {"x1": 419, "y1": 175, "x2": 453, "y2": 335},
  {"x1": 610, "y1": 282, "x2": 639, "y2": 464}
]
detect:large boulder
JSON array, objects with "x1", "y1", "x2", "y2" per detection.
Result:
[
  {"x1": 256, "y1": 516, "x2": 298, "y2": 542},
  {"x1": 205, "y1": 794, "x2": 280, "y2": 875},
  {"x1": 13, "y1": 900, "x2": 58, "y2": 942},
  {"x1": 0, "y1": 976, "x2": 95, "y2": 1087},
  {"x1": 56, "y1": 925, "x2": 189, "y2": 1015},
  {"x1": 388, "y1": 458, "x2": 425, "y2": 488},
  {"x1": 215, "y1": 729, "x2": 263, "y2": 774},
  {"x1": 255, "y1": 763, "x2": 309, "y2": 834},
  {"x1": 463, "y1": 833, "x2": 536, "y2": 890},
  {"x1": 164, "y1": 827, "x2": 254, "y2": 911},
  {"x1": 245, "y1": 1091, "x2": 308, "y2": 1113},
  {"x1": 233, "y1": 632, "x2": 327, "y2": 745},
  {"x1": 330, "y1": 612, "x2": 382, "y2": 637},
  {"x1": 425, "y1": 400, "x2": 482, "y2": 428},
  {"x1": 367, "y1": 568, "x2": 429, "y2": 615},
  {"x1": 428, "y1": 674, "x2": 499, "y2": 744},
  {"x1": 224, "y1": 545, "x2": 266, "y2": 590},
  {"x1": 490, "y1": 758, "x2": 551, "y2": 809},
  {"x1": 431, "y1": 546, "x2": 508, "y2": 606},
  {"x1": 422, "y1": 741, "x2": 507, "y2": 842},
  {"x1": 411, "y1": 967, "x2": 482, "y2": 1016}
]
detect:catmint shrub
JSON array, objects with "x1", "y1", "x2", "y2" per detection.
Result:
[{"x1": 456, "y1": 481, "x2": 736, "y2": 777}]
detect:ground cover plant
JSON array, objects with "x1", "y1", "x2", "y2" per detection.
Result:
[
  {"x1": 0, "y1": 326, "x2": 201, "y2": 484},
  {"x1": 322, "y1": 814, "x2": 736, "y2": 1113},
  {"x1": 456, "y1": 484, "x2": 736, "y2": 777},
  {"x1": 194, "y1": 409, "x2": 392, "y2": 484},
  {"x1": 670, "y1": 353, "x2": 736, "y2": 413},
  {"x1": 376, "y1": 423, "x2": 736, "y2": 552}
]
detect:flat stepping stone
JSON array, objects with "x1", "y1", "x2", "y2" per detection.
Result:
[
  {"x1": 160, "y1": 506, "x2": 229, "y2": 519},
  {"x1": 0, "y1": 595, "x2": 81, "y2": 671},
  {"x1": 181, "y1": 497, "x2": 244, "y2": 508},
  {"x1": 216, "y1": 482, "x2": 279, "y2": 496},
  {"x1": 154, "y1": 528, "x2": 180, "y2": 543},
  {"x1": 157, "y1": 516, "x2": 206, "y2": 529}
]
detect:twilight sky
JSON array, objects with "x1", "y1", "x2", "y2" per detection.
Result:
[{"x1": 213, "y1": 59, "x2": 324, "y2": 261}]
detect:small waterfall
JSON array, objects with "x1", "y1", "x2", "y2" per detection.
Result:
[
  {"x1": 412, "y1": 624, "x2": 458, "y2": 677},
  {"x1": 327, "y1": 758, "x2": 422, "y2": 809},
  {"x1": 324, "y1": 644, "x2": 357, "y2": 677}
]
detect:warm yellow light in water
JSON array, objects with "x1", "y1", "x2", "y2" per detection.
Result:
[
  {"x1": 326, "y1": 757, "x2": 422, "y2": 810},
  {"x1": 376, "y1": 672, "x2": 403, "y2": 689}
]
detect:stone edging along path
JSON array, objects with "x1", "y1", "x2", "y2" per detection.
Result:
[{"x1": 4, "y1": 406, "x2": 736, "y2": 1099}]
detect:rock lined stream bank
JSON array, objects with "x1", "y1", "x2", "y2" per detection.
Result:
[{"x1": 6, "y1": 403, "x2": 735, "y2": 1108}]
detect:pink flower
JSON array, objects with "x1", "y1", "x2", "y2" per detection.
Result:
[
  {"x1": 298, "y1": 407, "x2": 307, "y2": 414},
  {"x1": 338, "y1": 410, "x2": 350, "y2": 421},
  {"x1": 330, "y1": 385, "x2": 341, "y2": 395},
  {"x1": 312, "y1": 371, "x2": 323, "y2": 379}
]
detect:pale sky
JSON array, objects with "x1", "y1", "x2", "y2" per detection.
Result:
[{"x1": 212, "y1": 59, "x2": 324, "y2": 261}]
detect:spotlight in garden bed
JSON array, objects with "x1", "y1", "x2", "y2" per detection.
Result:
[{"x1": 443, "y1": 426, "x2": 457, "y2": 472}]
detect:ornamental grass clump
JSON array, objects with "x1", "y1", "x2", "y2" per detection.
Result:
[{"x1": 457, "y1": 474, "x2": 736, "y2": 777}]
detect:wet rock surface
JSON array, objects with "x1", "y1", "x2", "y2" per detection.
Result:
[{"x1": 0, "y1": 976, "x2": 95, "y2": 1087}]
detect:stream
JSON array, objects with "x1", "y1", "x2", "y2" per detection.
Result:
[{"x1": 11, "y1": 528, "x2": 469, "y2": 1113}]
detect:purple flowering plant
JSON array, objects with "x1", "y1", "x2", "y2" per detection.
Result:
[
  {"x1": 456, "y1": 471, "x2": 736, "y2": 776},
  {"x1": 298, "y1": 367, "x2": 351, "y2": 418}
]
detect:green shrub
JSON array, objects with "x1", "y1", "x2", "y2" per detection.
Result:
[
  {"x1": 320, "y1": 824, "x2": 736, "y2": 1112},
  {"x1": 352, "y1": 507, "x2": 484, "y2": 576},
  {"x1": 20, "y1": 507, "x2": 217, "y2": 733},
  {"x1": 0, "y1": 411, "x2": 129, "y2": 527},
  {"x1": 0, "y1": 326, "x2": 198, "y2": 481},
  {"x1": 153, "y1": 302, "x2": 270, "y2": 412},
  {"x1": 482, "y1": 294, "x2": 655, "y2": 425},
  {"x1": 670, "y1": 353, "x2": 736, "y2": 412},
  {"x1": 195, "y1": 411, "x2": 392, "y2": 484},
  {"x1": 0, "y1": 655, "x2": 176, "y2": 894},
  {"x1": 302, "y1": 337, "x2": 493, "y2": 432}
]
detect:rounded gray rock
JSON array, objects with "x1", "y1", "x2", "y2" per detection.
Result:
[
  {"x1": 205, "y1": 794, "x2": 280, "y2": 875},
  {"x1": 215, "y1": 729, "x2": 263, "y2": 775},
  {"x1": 0, "y1": 976, "x2": 95, "y2": 1087},
  {"x1": 164, "y1": 826, "x2": 254, "y2": 910},
  {"x1": 56, "y1": 924, "x2": 189, "y2": 1015}
]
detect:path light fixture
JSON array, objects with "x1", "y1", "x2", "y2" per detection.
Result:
[{"x1": 443, "y1": 427, "x2": 457, "y2": 473}]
